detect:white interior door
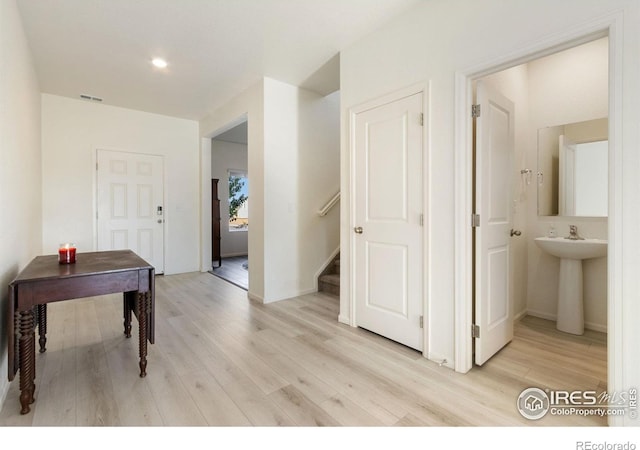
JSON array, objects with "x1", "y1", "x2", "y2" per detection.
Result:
[
  {"x1": 354, "y1": 92, "x2": 423, "y2": 351},
  {"x1": 474, "y1": 81, "x2": 515, "y2": 365},
  {"x1": 96, "y1": 149, "x2": 165, "y2": 273}
]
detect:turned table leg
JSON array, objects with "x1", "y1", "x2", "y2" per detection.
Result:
[
  {"x1": 123, "y1": 292, "x2": 133, "y2": 338},
  {"x1": 137, "y1": 291, "x2": 149, "y2": 378},
  {"x1": 37, "y1": 304, "x2": 47, "y2": 353},
  {"x1": 18, "y1": 309, "x2": 36, "y2": 415}
]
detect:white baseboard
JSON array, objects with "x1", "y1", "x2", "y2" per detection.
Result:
[
  {"x1": 221, "y1": 252, "x2": 248, "y2": 258},
  {"x1": 514, "y1": 308, "x2": 528, "y2": 322},
  {"x1": 427, "y1": 351, "x2": 454, "y2": 370},
  {"x1": 526, "y1": 309, "x2": 607, "y2": 333},
  {"x1": 526, "y1": 308, "x2": 556, "y2": 322},
  {"x1": 338, "y1": 313, "x2": 350, "y2": 325},
  {"x1": 259, "y1": 286, "x2": 320, "y2": 304},
  {"x1": 584, "y1": 322, "x2": 608, "y2": 333}
]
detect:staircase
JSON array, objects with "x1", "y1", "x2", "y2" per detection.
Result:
[{"x1": 318, "y1": 254, "x2": 340, "y2": 297}]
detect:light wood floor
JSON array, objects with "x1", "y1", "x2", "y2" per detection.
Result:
[{"x1": 0, "y1": 271, "x2": 607, "y2": 427}]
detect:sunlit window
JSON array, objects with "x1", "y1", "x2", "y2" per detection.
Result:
[{"x1": 228, "y1": 170, "x2": 248, "y2": 231}]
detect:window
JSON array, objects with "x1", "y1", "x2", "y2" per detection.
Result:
[{"x1": 228, "y1": 170, "x2": 248, "y2": 231}]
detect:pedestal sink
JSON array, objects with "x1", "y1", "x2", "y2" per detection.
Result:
[{"x1": 534, "y1": 237, "x2": 607, "y2": 335}]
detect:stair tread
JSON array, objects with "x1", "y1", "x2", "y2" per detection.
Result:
[{"x1": 319, "y1": 273, "x2": 340, "y2": 286}]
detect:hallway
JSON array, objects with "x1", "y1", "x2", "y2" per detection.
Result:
[{"x1": 209, "y1": 256, "x2": 248, "y2": 290}]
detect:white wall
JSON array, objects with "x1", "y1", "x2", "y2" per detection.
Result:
[
  {"x1": 528, "y1": 37, "x2": 609, "y2": 129},
  {"x1": 211, "y1": 139, "x2": 249, "y2": 257},
  {"x1": 263, "y1": 79, "x2": 341, "y2": 301},
  {"x1": 339, "y1": 0, "x2": 640, "y2": 422},
  {"x1": 297, "y1": 89, "x2": 341, "y2": 291},
  {"x1": 0, "y1": 0, "x2": 42, "y2": 406},
  {"x1": 263, "y1": 79, "x2": 301, "y2": 300},
  {"x1": 200, "y1": 78, "x2": 340, "y2": 303},
  {"x1": 575, "y1": 140, "x2": 608, "y2": 216},
  {"x1": 41, "y1": 94, "x2": 200, "y2": 275}
]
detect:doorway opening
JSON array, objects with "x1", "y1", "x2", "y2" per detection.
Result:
[
  {"x1": 472, "y1": 35, "x2": 609, "y2": 363},
  {"x1": 455, "y1": 18, "x2": 622, "y2": 422},
  {"x1": 209, "y1": 120, "x2": 249, "y2": 291}
]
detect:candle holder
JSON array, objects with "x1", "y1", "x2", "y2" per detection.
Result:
[{"x1": 58, "y1": 243, "x2": 76, "y2": 264}]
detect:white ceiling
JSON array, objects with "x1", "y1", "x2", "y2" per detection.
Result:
[
  {"x1": 215, "y1": 121, "x2": 248, "y2": 145},
  {"x1": 16, "y1": 0, "x2": 422, "y2": 121}
]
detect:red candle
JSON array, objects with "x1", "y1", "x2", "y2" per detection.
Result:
[{"x1": 58, "y1": 243, "x2": 76, "y2": 264}]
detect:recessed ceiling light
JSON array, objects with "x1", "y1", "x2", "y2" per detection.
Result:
[{"x1": 152, "y1": 58, "x2": 168, "y2": 68}]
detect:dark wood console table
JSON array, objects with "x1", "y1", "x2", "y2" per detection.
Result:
[{"x1": 7, "y1": 250, "x2": 155, "y2": 414}]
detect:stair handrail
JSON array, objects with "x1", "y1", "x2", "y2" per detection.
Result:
[{"x1": 317, "y1": 191, "x2": 340, "y2": 217}]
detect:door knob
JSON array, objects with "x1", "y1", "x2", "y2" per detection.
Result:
[
  {"x1": 510, "y1": 229, "x2": 521, "y2": 237},
  {"x1": 354, "y1": 227, "x2": 363, "y2": 234},
  {"x1": 157, "y1": 219, "x2": 163, "y2": 224}
]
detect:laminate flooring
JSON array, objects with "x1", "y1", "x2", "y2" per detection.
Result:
[
  {"x1": 0, "y1": 271, "x2": 608, "y2": 428},
  {"x1": 209, "y1": 256, "x2": 248, "y2": 290}
]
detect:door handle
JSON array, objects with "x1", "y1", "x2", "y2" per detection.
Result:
[
  {"x1": 354, "y1": 227, "x2": 363, "y2": 234},
  {"x1": 157, "y1": 219, "x2": 163, "y2": 224},
  {"x1": 510, "y1": 229, "x2": 521, "y2": 237}
]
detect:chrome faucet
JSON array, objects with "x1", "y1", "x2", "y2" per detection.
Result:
[{"x1": 566, "y1": 225, "x2": 584, "y2": 240}]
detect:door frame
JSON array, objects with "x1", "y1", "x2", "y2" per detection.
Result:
[
  {"x1": 347, "y1": 81, "x2": 431, "y2": 357},
  {"x1": 199, "y1": 114, "x2": 248, "y2": 273},
  {"x1": 453, "y1": 13, "x2": 623, "y2": 421}
]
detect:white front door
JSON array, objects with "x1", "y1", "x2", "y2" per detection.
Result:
[
  {"x1": 353, "y1": 92, "x2": 423, "y2": 351},
  {"x1": 474, "y1": 81, "x2": 515, "y2": 365},
  {"x1": 96, "y1": 149, "x2": 165, "y2": 273}
]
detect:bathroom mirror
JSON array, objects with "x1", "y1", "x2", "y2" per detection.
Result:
[{"x1": 537, "y1": 117, "x2": 608, "y2": 217}]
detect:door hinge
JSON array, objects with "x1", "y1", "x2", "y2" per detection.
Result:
[
  {"x1": 472, "y1": 213, "x2": 480, "y2": 227},
  {"x1": 96, "y1": 162, "x2": 98, "y2": 171},
  {"x1": 419, "y1": 113, "x2": 424, "y2": 126},
  {"x1": 420, "y1": 316, "x2": 424, "y2": 329},
  {"x1": 419, "y1": 213, "x2": 424, "y2": 226},
  {"x1": 472, "y1": 104, "x2": 481, "y2": 118},
  {"x1": 472, "y1": 324, "x2": 480, "y2": 338}
]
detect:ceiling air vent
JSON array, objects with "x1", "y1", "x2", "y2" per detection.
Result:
[{"x1": 80, "y1": 94, "x2": 103, "y2": 102}]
